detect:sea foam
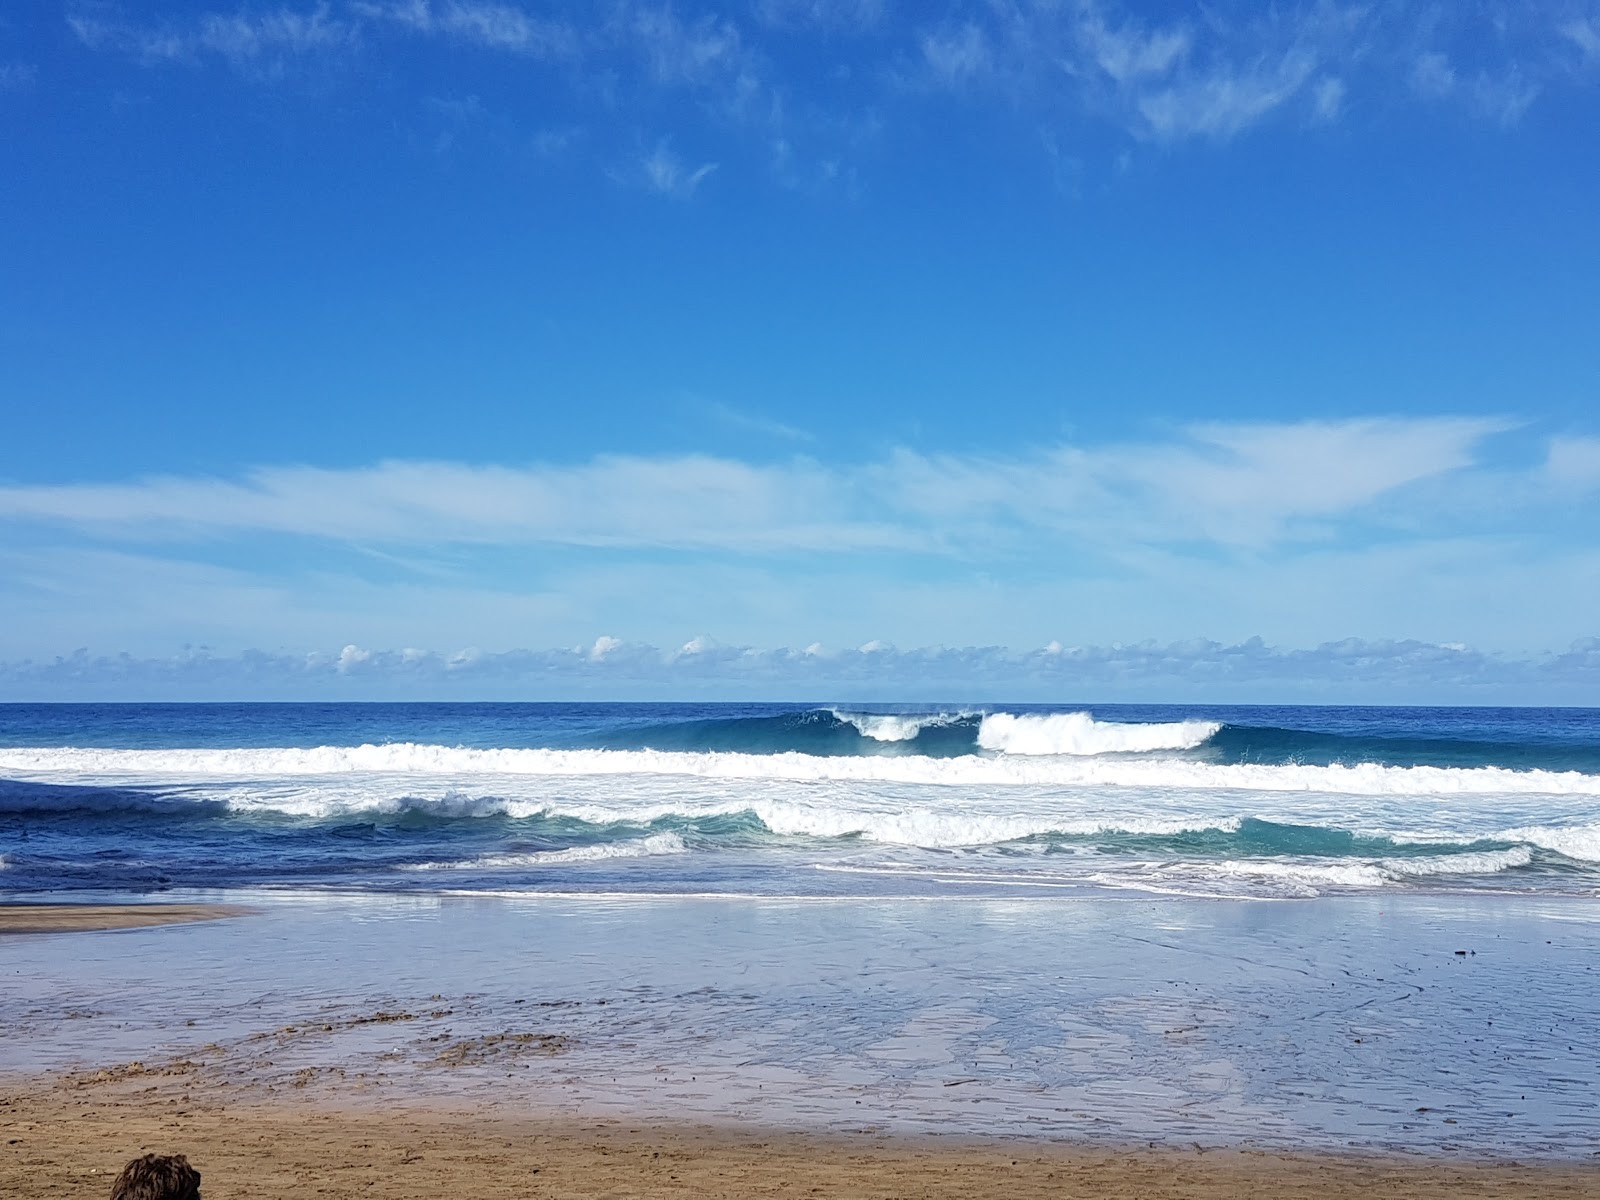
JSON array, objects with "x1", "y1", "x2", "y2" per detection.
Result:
[
  {"x1": 830, "y1": 709, "x2": 975, "y2": 742},
  {"x1": 404, "y1": 831, "x2": 688, "y2": 870},
  {"x1": 5, "y1": 744, "x2": 1599, "y2": 797},
  {"x1": 976, "y1": 711, "x2": 1220, "y2": 755}
]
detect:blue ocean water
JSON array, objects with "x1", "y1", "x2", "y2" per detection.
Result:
[{"x1": 2, "y1": 702, "x2": 1597, "y2": 899}]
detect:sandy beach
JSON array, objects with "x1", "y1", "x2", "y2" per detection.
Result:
[
  {"x1": 4, "y1": 1084, "x2": 1597, "y2": 1199},
  {"x1": 3, "y1": 892, "x2": 1598, "y2": 1198}
]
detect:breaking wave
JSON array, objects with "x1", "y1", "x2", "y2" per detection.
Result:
[
  {"x1": 4, "y1": 744, "x2": 1598, "y2": 797},
  {"x1": 403, "y1": 831, "x2": 687, "y2": 871},
  {"x1": 976, "y1": 712, "x2": 1221, "y2": 755}
]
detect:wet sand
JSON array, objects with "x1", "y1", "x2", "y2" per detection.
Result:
[
  {"x1": 4, "y1": 891, "x2": 1598, "y2": 1197},
  {"x1": 0, "y1": 903, "x2": 254, "y2": 935},
  {"x1": 3, "y1": 1084, "x2": 1596, "y2": 1200}
]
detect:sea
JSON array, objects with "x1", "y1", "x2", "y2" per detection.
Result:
[
  {"x1": 3, "y1": 701, "x2": 1597, "y2": 901},
  {"x1": 5, "y1": 701, "x2": 1600, "y2": 1155}
]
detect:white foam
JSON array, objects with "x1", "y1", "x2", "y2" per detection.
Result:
[
  {"x1": 1206, "y1": 847, "x2": 1536, "y2": 895},
  {"x1": 5, "y1": 743, "x2": 1597, "y2": 798},
  {"x1": 1211, "y1": 858, "x2": 1389, "y2": 890},
  {"x1": 976, "y1": 712, "x2": 1221, "y2": 756},
  {"x1": 831, "y1": 710, "x2": 972, "y2": 742},
  {"x1": 1380, "y1": 846, "x2": 1534, "y2": 877},
  {"x1": 404, "y1": 832, "x2": 687, "y2": 871},
  {"x1": 1499, "y1": 823, "x2": 1600, "y2": 863}
]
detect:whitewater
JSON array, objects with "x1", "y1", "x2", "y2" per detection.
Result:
[{"x1": 2, "y1": 701, "x2": 1598, "y2": 899}]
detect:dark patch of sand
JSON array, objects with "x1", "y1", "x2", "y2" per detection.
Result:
[{"x1": 0, "y1": 904, "x2": 254, "y2": 935}]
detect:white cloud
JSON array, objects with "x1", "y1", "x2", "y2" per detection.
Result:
[
  {"x1": 1546, "y1": 437, "x2": 1600, "y2": 490},
  {"x1": 1137, "y1": 52, "x2": 1317, "y2": 141},
  {"x1": 0, "y1": 417, "x2": 1521, "y2": 556},
  {"x1": 69, "y1": 5, "x2": 357, "y2": 73},
  {"x1": 1564, "y1": 18, "x2": 1600, "y2": 64},
  {"x1": 1075, "y1": 13, "x2": 1189, "y2": 83},
  {"x1": 6, "y1": 635, "x2": 1599, "y2": 704},
  {"x1": 0, "y1": 454, "x2": 903, "y2": 551},
  {"x1": 636, "y1": 139, "x2": 719, "y2": 197},
  {"x1": 336, "y1": 643, "x2": 371, "y2": 672},
  {"x1": 920, "y1": 22, "x2": 989, "y2": 82},
  {"x1": 0, "y1": 61, "x2": 37, "y2": 91},
  {"x1": 358, "y1": 0, "x2": 574, "y2": 55},
  {"x1": 60, "y1": 0, "x2": 1598, "y2": 180},
  {"x1": 756, "y1": 0, "x2": 885, "y2": 33},
  {"x1": 624, "y1": 4, "x2": 745, "y2": 86},
  {"x1": 705, "y1": 399, "x2": 814, "y2": 443},
  {"x1": 1411, "y1": 51, "x2": 1455, "y2": 97},
  {"x1": 1471, "y1": 69, "x2": 1539, "y2": 126},
  {"x1": 1312, "y1": 75, "x2": 1345, "y2": 121}
]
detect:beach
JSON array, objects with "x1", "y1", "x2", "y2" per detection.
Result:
[
  {"x1": 3, "y1": 703, "x2": 1599, "y2": 1194},
  {"x1": 3, "y1": 889, "x2": 1598, "y2": 1196},
  {"x1": 7, "y1": 1088, "x2": 1598, "y2": 1199}
]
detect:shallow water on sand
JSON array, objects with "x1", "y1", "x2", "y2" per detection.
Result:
[{"x1": 3, "y1": 891, "x2": 1596, "y2": 1157}]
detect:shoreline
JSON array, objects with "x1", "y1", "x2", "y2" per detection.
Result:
[
  {"x1": 0, "y1": 902, "x2": 255, "y2": 935},
  {"x1": 5, "y1": 890, "x2": 1598, "y2": 1171},
  {"x1": 4, "y1": 1086, "x2": 1597, "y2": 1199}
]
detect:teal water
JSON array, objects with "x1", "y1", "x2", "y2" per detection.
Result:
[{"x1": 2, "y1": 702, "x2": 1597, "y2": 899}]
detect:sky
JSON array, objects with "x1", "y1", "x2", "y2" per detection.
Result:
[{"x1": 2, "y1": 1, "x2": 1599, "y2": 701}]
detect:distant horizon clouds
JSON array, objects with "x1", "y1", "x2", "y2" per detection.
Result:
[
  {"x1": 3, "y1": 2, "x2": 1598, "y2": 699},
  {"x1": 7, "y1": 635, "x2": 1600, "y2": 705}
]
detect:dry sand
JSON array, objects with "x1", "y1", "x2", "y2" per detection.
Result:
[
  {"x1": 3, "y1": 1079, "x2": 1597, "y2": 1199},
  {"x1": 0, "y1": 904, "x2": 254, "y2": 935}
]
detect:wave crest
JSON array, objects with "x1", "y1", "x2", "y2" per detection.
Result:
[
  {"x1": 830, "y1": 709, "x2": 975, "y2": 743},
  {"x1": 405, "y1": 831, "x2": 688, "y2": 871},
  {"x1": 976, "y1": 712, "x2": 1221, "y2": 756},
  {"x1": 5, "y1": 744, "x2": 1600, "y2": 798}
]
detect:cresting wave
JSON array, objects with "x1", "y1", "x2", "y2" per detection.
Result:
[
  {"x1": 975, "y1": 712, "x2": 1220, "y2": 755},
  {"x1": 826, "y1": 709, "x2": 1219, "y2": 753},
  {"x1": 1213, "y1": 846, "x2": 1539, "y2": 889},
  {"x1": 829, "y1": 709, "x2": 977, "y2": 743},
  {"x1": 402, "y1": 832, "x2": 688, "y2": 871},
  {"x1": 5, "y1": 744, "x2": 1600, "y2": 797}
]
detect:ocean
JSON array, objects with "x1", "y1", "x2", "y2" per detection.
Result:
[{"x1": 3, "y1": 701, "x2": 1597, "y2": 901}]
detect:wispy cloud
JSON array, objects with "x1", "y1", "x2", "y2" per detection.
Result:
[
  {"x1": 622, "y1": 4, "x2": 746, "y2": 86},
  {"x1": 1546, "y1": 436, "x2": 1600, "y2": 490},
  {"x1": 0, "y1": 61, "x2": 36, "y2": 91},
  {"x1": 1311, "y1": 75, "x2": 1345, "y2": 121},
  {"x1": 1564, "y1": 17, "x2": 1600, "y2": 64},
  {"x1": 632, "y1": 138, "x2": 719, "y2": 197},
  {"x1": 0, "y1": 455, "x2": 901, "y2": 551},
  {"x1": 756, "y1": 0, "x2": 886, "y2": 34},
  {"x1": 59, "y1": 1, "x2": 1600, "y2": 183},
  {"x1": 69, "y1": 4, "x2": 357, "y2": 74},
  {"x1": 0, "y1": 416, "x2": 1529, "y2": 555},
  {"x1": 1411, "y1": 50, "x2": 1455, "y2": 98},
  {"x1": 920, "y1": 22, "x2": 989, "y2": 83},
  {"x1": 1075, "y1": 11, "x2": 1190, "y2": 84},
  {"x1": 356, "y1": 0, "x2": 575, "y2": 56},
  {"x1": 1470, "y1": 68, "x2": 1539, "y2": 126},
  {"x1": 1136, "y1": 52, "x2": 1318, "y2": 141},
  {"x1": 703, "y1": 400, "x2": 815, "y2": 443}
]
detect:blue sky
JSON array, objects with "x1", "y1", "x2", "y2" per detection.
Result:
[{"x1": 2, "y1": 1, "x2": 1599, "y2": 700}]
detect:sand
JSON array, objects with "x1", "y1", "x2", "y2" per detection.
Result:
[
  {"x1": 4, "y1": 896, "x2": 1596, "y2": 1197},
  {"x1": 4, "y1": 1084, "x2": 1598, "y2": 1200},
  {"x1": 0, "y1": 904, "x2": 254, "y2": 935}
]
